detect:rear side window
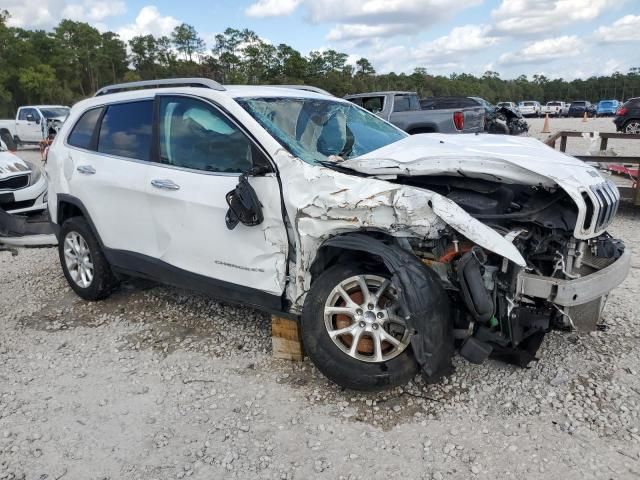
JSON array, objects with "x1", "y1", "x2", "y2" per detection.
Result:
[
  {"x1": 360, "y1": 96, "x2": 384, "y2": 113},
  {"x1": 98, "y1": 101, "x2": 153, "y2": 161},
  {"x1": 393, "y1": 96, "x2": 412, "y2": 112},
  {"x1": 67, "y1": 107, "x2": 103, "y2": 150}
]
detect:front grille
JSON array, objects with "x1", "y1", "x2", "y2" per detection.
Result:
[
  {"x1": 0, "y1": 198, "x2": 36, "y2": 211},
  {"x1": 582, "y1": 181, "x2": 620, "y2": 233},
  {"x1": 0, "y1": 173, "x2": 29, "y2": 190}
]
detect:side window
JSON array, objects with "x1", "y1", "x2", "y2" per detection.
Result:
[
  {"x1": 98, "y1": 101, "x2": 153, "y2": 161},
  {"x1": 361, "y1": 96, "x2": 384, "y2": 113},
  {"x1": 18, "y1": 108, "x2": 36, "y2": 121},
  {"x1": 393, "y1": 95, "x2": 411, "y2": 112},
  {"x1": 158, "y1": 96, "x2": 253, "y2": 173},
  {"x1": 67, "y1": 107, "x2": 103, "y2": 150}
]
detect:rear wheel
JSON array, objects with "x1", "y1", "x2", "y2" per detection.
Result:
[
  {"x1": 301, "y1": 263, "x2": 418, "y2": 391},
  {"x1": 624, "y1": 120, "x2": 640, "y2": 134},
  {"x1": 58, "y1": 217, "x2": 118, "y2": 300}
]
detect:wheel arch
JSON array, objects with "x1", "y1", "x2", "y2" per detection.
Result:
[
  {"x1": 56, "y1": 194, "x2": 105, "y2": 248},
  {"x1": 309, "y1": 231, "x2": 401, "y2": 285}
]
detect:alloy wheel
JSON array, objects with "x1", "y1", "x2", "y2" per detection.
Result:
[
  {"x1": 323, "y1": 274, "x2": 411, "y2": 363},
  {"x1": 625, "y1": 121, "x2": 640, "y2": 135},
  {"x1": 63, "y1": 231, "x2": 94, "y2": 288}
]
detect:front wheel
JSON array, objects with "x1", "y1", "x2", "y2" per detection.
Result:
[
  {"x1": 301, "y1": 264, "x2": 418, "y2": 391},
  {"x1": 58, "y1": 217, "x2": 118, "y2": 300}
]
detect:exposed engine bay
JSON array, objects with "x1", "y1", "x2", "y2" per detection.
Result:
[{"x1": 399, "y1": 175, "x2": 627, "y2": 366}]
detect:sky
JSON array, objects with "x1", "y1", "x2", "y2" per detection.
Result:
[{"x1": 2, "y1": 0, "x2": 639, "y2": 80}]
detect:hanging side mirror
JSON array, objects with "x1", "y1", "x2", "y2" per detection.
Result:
[{"x1": 225, "y1": 169, "x2": 265, "y2": 230}]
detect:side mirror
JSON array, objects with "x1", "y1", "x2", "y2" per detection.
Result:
[
  {"x1": 225, "y1": 172, "x2": 264, "y2": 230},
  {"x1": 26, "y1": 114, "x2": 34, "y2": 122}
]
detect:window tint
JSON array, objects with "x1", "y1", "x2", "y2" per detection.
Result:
[
  {"x1": 67, "y1": 107, "x2": 103, "y2": 150},
  {"x1": 158, "y1": 96, "x2": 252, "y2": 173},
  {"x1": 98, "y1": 101, "x2": 153, "y2": 161}
]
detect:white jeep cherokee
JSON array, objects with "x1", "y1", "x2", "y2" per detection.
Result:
[{"x1": 45, "y1": 78, "x2": 630, "y2": 391}]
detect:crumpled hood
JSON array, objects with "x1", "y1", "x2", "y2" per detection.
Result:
[
  {"x1": 0, "y1": 152, "x2": 31, "y2": 179},
  {"x1": 341, "y1": 133, "x2": 606, "y2": 190}
]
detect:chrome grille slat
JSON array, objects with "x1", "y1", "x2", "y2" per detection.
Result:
[{"x1": 585, "y1": 181, "x2": 620, "y2": 233}]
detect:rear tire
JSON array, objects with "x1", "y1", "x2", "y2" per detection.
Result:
[
  {"x1": 58, "y1": 217, "x2": 118, "y2": 300},
  {"x1": 624, "y1": 120, "x2": 640, "y2": 135},
  {"x1": 301, "y1": 263, "x2": 419, "y2": 391}
]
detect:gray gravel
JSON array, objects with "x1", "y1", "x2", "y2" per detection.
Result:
[
  {"x1": 1, "y1": 206, "x2": 638, "y2": 479},
  {"x1": 1, "y1": 147, "x2": 640, "y2": 479}
]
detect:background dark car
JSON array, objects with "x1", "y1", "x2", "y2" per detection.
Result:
[
  {"x1": 568, "y1": 101, "x2": 596, "y2": 118},
  {"x1": 614, "y1": 97, "x2": 640, "y2": 134}
]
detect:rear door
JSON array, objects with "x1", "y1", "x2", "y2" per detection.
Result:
[
  {"x1": 16, "y1": 108, "x2": 44, "y2": 142},
  {"x1": 65, "y1": 100, "x2": 156, "y2": 256},
  {"x1": 144, "y1": 94, "x2": 288, "y2": 297}
]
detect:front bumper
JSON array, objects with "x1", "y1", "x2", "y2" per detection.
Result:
[{"x1": 515, "y1": 248, "x2": 631, "y2": 307}]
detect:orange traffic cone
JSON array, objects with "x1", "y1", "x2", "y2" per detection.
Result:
[
  {"x1": 541, "y1": 113, "x2": 551, "y2": 133},
  {"x1": 582, "y1": 111, "x2": 588, "y2": 123}
]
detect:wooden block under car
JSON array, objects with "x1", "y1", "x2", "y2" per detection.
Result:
[{"x1": 271, "y1": 316, "x2": 304, "y2": 361}]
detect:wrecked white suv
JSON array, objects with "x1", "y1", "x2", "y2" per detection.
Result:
[{"x1": 44, "y1": 78, "x2": 630, "y2": 391}]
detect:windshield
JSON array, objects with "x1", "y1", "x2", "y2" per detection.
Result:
[
  {"x1": 39, "y1": 107, "x2": 70, "y2": 119},
  {"x1": 548, "y1": 102, "x2": 561, "y2": 106},
  {"x1": 572, "y1": 102, "x2": 586, "y2": 106},
  {"x1": 521, "y1": 102, "x2": 535, "y2": 106},
  {"x1": 237, "y1": 97, "x2": 407, "y2": 165},
  {"x1": 599, "y1": 101, "x2": 614, "y2": 106}
]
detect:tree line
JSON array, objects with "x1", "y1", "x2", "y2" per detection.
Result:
[{"x1": 1, "y1": 10, "x2": 639, "y2": 117}]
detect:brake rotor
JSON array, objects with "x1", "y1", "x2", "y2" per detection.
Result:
[{"x1": 334, "y1": 290, "x2": 377, "y2": 354}]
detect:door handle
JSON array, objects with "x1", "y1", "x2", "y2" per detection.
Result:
[
  {"x1": 151, "y1": 179, "x2": 180, "y2": 191},
  {"x1": 76, "y1": 165, "x2": 96, "y2": 175}
]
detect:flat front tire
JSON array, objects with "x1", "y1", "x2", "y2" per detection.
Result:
[
  {"x1": 58, "y1": 217, "x2": 118, "y2": 300},
  {"x1": 301, "y1": 263, "x2": 419, "y2": 391}
]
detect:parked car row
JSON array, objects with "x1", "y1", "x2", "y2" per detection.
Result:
[{"x1": 493, "y1": 100, "x2": 626, "y2": 118}]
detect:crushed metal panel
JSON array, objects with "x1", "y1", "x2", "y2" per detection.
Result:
[{"x1": 276, "y1": 153, "x2": 528, "y2": 309}]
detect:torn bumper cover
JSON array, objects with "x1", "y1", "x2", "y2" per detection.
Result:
[
  {"x1": 0, "y1": 207, "x2": 57, "y2": 247},
  {"x1": 516, "y1": 249, "x2": 631, "y2": 306},
  {"x1": 324, "y1": 234, "x2": 454, "y2": 383}
]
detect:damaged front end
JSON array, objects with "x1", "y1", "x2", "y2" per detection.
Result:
[{"x1": 330, "y1": 134, "x2": 631, "y2": 368}]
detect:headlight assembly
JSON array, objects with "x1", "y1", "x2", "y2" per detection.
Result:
[{"x1": 24, "y1": 160, "x2": 43, "y2": 186}]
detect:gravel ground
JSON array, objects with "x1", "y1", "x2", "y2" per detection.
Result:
[{"x1": 1, "y1": 126, "x2": 639, "y2": 480}]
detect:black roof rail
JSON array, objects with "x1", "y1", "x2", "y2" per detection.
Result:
[
  {"x1": 95, "y1": 78, "x2": 226, "y2": 96},
  {"x1": 269, "y1": 85, "x2": 333, "y2": 96}
]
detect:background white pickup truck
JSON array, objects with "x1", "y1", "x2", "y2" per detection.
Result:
[
  {"x1": 542, "y1": 101, "x2": 569, "y2": 117},
  {"x1": 0, "y1": 105, "x2": 70, "y2": 148}
]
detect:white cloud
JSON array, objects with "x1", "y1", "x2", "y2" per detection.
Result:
[
  {"x1": 4, "y1": 0, "x2": 125, "y2": 28},
  {"x1": 62, "y1": 1, "x2": 126, "y2": 23},
  {"x1": 499, "y1": 35, "x2": 583, "y2": 65},
  {"x1": 492, "y1": 0, "x2": 617, "y2": 35},
  {"x1": 245, "y1": 0, "x2": 301, "y2": 17},
  {"x1": 327, "y1": 23, "x2": 414, "y2": 41},
  {"x1": 244, "y1": 0, "x2": 482, "y2": 41},
  {"x1": 116, "y1": 6, "x2": 181, "y2": 41},
  {"x1": 595, "y1": 15, "x2": 640, "y2": 43},
  {"x1": 411, "y1": 24, "x2": 500, "y2": 63}
]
